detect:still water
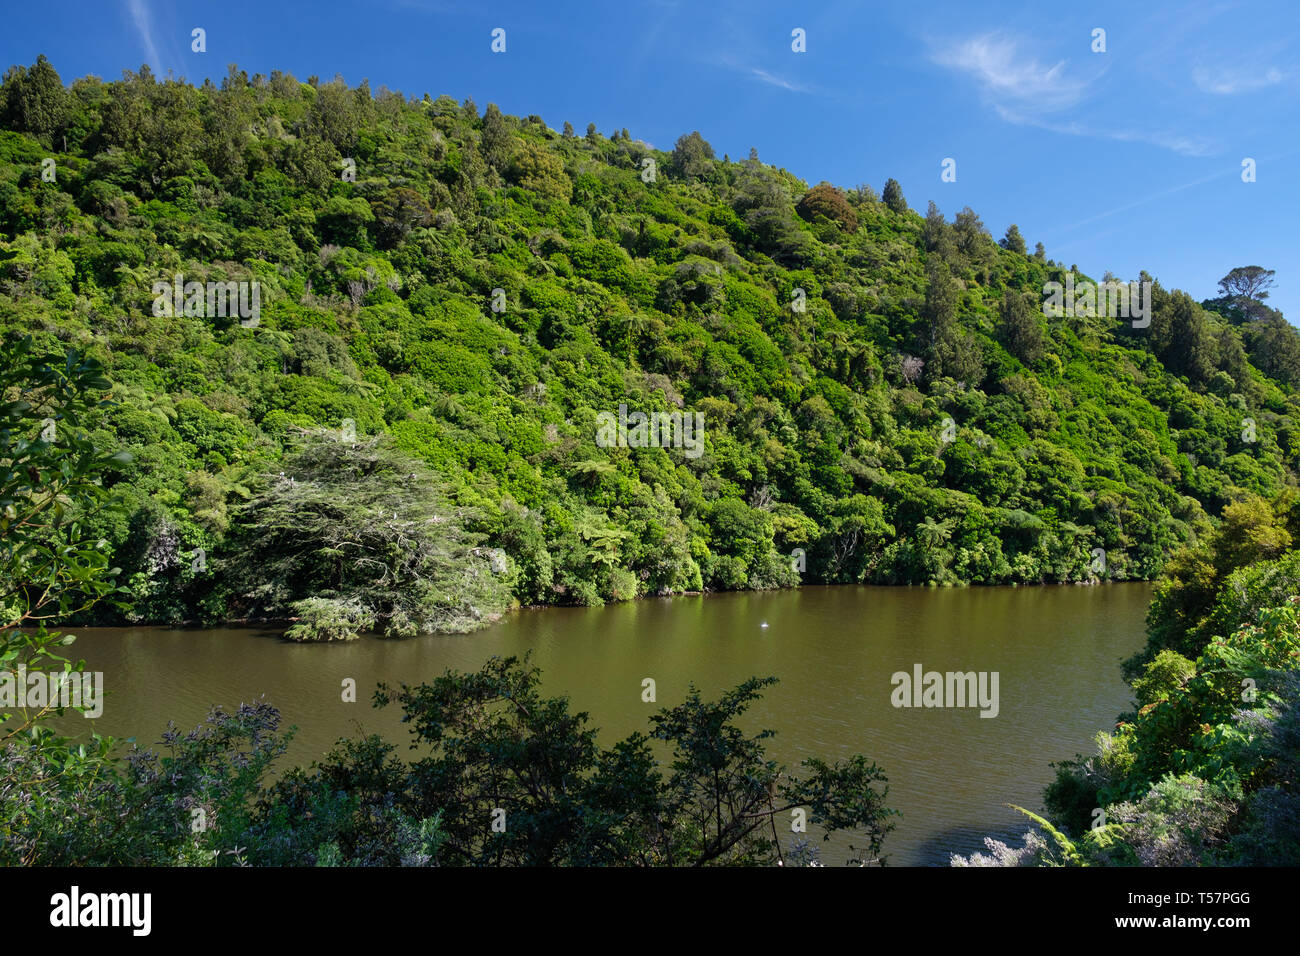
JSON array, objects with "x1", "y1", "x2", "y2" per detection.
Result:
[{"x1": 57, "y1": 583, "x2": 1151, "y2": 865}]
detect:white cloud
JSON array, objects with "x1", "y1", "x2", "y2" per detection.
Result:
[
  {"x1": 126, "y1": 0, "x2": 162, "y2": 72},
  {"x1": 713, "y1": 54, "x2": 814, "y2": 94},
  {"x1": 747, "y1": 67, "x2": 811, "y2": 93},
  {"x1": 1015, "y1": 116, "x2": 1213, "y2": 157},
  {"x1": 1192, "y1": 64, "x2": 1286, "y2": 94},
  {"x1": 930, "y1": 32, "x2": 1088, "y2": 114},
  {"x1": 930, "y1": 31, "x2": 1211, "y2": 156}
]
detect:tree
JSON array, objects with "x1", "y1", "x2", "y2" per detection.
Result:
[
  {"x1": 1218, "y1": 265, "x2": 1276, "y2": 304},
  {"x1": 899, "y1": 354, "x2": 924, "y2": 384},
  {"x1": 924, "y1": 201, "x2": 953, "y2": 258},
  {"x1": 233, "y1": 433, "x2": 511, "y2": 638},
  {"x1": 562, "y1": 121, "x2": 574, "y2": 138},
  {"x1": 1215, "y1": 266, "x2": 1277, "y2": 322},
  {"x1": 201, "y1": 80, "x2": 255, "y2": 180},
  {"x1": 504, "y1": 142, "x2": 570, "y2": 202},
  {"x1": 1000, "y1": 224, "x2": 1026, "y2": 255},
  {"x1": 925, "y1": 257, "x2": 956, "y2": 335},
  {"x1": 307, "y1": 78, "x2": 361, "y2": 152},
  {"x1": 796, "y1": 182, "x2": 858, "y2": 233},
  {"x1": 353, "y1": 655, "x2": 896, "y2": 865},
  {"x1": 1, "y1": 336, "x2": 128, "y2": 633},
  {"x1": 480, "y1": 103, "x2": 512, "y2": 170},
  {"x1": 997, "y1": 290, "x2": 1044, "y2": 365},
  {"x1": 852, "y1": 183, "x2": 878, "y2": 204},
  {"x1": 2, "y1": 55, "x2": 68, "y2": 143},
  {"x1": 1244, "y1": 315, "x2": 1300, "y2": 388},
  {"x1": 1, "y1": 336, "x2": 128, "y2": 863},
  {"x1": 1214, "y1": 325, "x2": 1252, "y2": 392},
  {"x1": 923, "y1": 257, "x2": 957, "y2": 356},
  {"x1": 316, "y1": 195, "x2": 375, "y2": 248},
  {"x1": 924, "y1": 258, "x2": 984, "y2": 384},
  {"x1": 821, "y1": 494, "x2": 895, "y2": 582},
  {"x1": 882, "y1": 177, "x2": 907, "y2": 214},
  {"x1": 671, "y1": 130, "x2": 715, "y2": 179},
  {"x1": 1163, "y1": 292, "x2": 1217, "y2": 387},
  {"x1": 953, "y1": 206, "x2": 993, "y2": 272},
  {"x1": 732, "y1": 164, "x2": 810, "y2": 265},
  {"x1": 370, "y1": 186, "x2": 434, "y2": 247}
]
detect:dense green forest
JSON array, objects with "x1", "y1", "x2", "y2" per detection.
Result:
[{"x1": 3, "y1": 56, "x2": 1300, "y2": 640}]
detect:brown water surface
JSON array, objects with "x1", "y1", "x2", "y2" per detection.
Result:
[{"x1": 56, "y1": 582, "x2": 1151, "y2": 865}]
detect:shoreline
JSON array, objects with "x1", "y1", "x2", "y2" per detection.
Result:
[{"x1": 59, "y1": 577, "x2": 1156, "y2": 637}]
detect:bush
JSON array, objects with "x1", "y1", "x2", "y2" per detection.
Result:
[
  {"x1": 796, "y1": 182, "x2": 858, "y2": 233},
  {"x1": 284, "y1": 597, "x2": 376, "y2": 642}
]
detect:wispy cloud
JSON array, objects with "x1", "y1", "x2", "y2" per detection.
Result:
[
  {"x1": 747, "y1": 67, "x2": 811, "y2": 93},
  {"x1": 1192, "y1": 63, "x2": 1286, "y2": 94},
  {"x1": 1092, "y1": 126, "x2": 1212, "y2": 157},
  {"x1": 126, "y1": 0, "x2": 162, "y2": 72},
  {"x1": 930, "y1": 32, "x2": 1088, "y2": 115},
  {"x1": 631, "y1": 2, "x2": 678, "y2": 73},
  {"x1": 1059, "y1": 168, "x2": 1228, "y2": 236},
  {"x1": 1019, "y1": 116, "x2": 1213, "y2": 157},
  {"x1": 929, "y1": 31, "x2": 1212, "y2": 156},
  {"x1": 714, "y1": 54, "x2": 814, "y2": 94}
]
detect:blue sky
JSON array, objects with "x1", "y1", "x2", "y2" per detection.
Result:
[{"x1": 3, "y1": 0, "x2": 1296, "y2": 319}]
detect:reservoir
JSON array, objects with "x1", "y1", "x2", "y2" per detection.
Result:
[{"x1": 56, "y1": 582, "x2": 1151, "y2": 865}]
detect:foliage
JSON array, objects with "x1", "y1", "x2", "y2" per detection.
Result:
[
  {"x1": 283, "y1": 596, "x2": 376, "y2": 642},
  {"x1": 261, "y1": 655, "x2": 898, "y2": 866},
  {"x1": 996, "y1": 498, "x2": 1300, "y2": 866},
  {"x1": 796, "y1": 182, "x2": 858, "y2": 233},
  {"x1": 0, "y1": 337, "x2": 124, "y2": 863},
  {"x1": 670, "y1": 131, "x2": 715, "y2": 179},
  {"x1": 1, "y1": 59, "x2": 1298, "y2": 635},
  {"x1": 233, "y1": 433, "x2": 511, "y2": 638},
  {"x1": 881, "y1": 177, "x2": 907, "y2": 214}
]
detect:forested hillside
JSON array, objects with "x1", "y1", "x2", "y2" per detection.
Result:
[{"x1": 3, "y1": 57, "x2": 1299, "y2": 637}]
